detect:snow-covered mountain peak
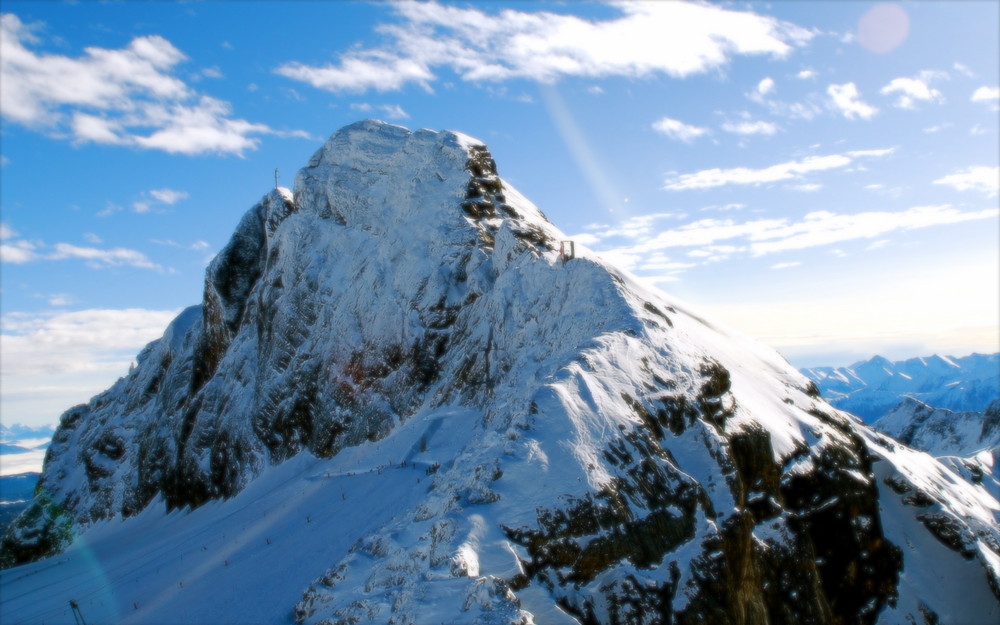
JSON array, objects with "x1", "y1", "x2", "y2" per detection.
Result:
[
  {"x1": 2, "y1": 121, "x2": 998, "y2": 625},
  {"x1": 295, "y1": 119, "x2": 557, "y2": 253}
]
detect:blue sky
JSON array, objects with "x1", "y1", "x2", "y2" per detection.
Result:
[{"x1": 1, "y1": 1, "x2": 998, "y2": 427}]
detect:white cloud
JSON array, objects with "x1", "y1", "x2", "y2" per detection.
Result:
[
  {"x1": 971, "y1": 86, "x2": 1000, "y2": 102},
  {"x1": 757, "y1": 77, "x2": 775, "y2": 96},
  {"x1": 721, "y1": 120, "x2": 778, "y2": 136},
  {"x1": 663, "y1": 148, "x2": 892, "y2": 190},
  {"x1": 880, "y1": 73, "x2": 944, "y2": 109},
  {"x1": 275, "y1": 1, "x2": 812, "y2": 93},
  {"x1": 771, "y1": 261, "x2": 800, "y2": 270},
  {"x1": 827, "y1": 82, "x2": 878, "y2": 120},
  {"x1": 933, "y1": 166, "x2": 999, "y2": 196},
  {"x1": 652, "y1": 117, "x2": 710, "y2": 143},
  {"x1": 796, "y1": 69, "x2": 816, "y2": 80},
  {"x1": 0, "y1": 13, "x2": 302, "y2": 156},
  {"x1": 0, "y1": 223, "x2": 17, "y2": 239}
]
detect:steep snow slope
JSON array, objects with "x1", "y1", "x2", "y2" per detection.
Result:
[
  {"x1": 803, "y1": 353, "x2": 1000, "y2": 421},
  {"x1": 876, "y1": 397, "x2": 1000, "y2": 506},
  {"x1": 2, "y1": 121, "x2": 998, "y2": 624},
  {"x1": 876, "y1": 397, "x2": 1000, "y2": 457}
]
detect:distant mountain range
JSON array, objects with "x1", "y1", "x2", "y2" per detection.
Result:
[
  {"x1": 0, "y1": 423, "x2": 54, "y2": 535},
  {"x1": 0, "y1": 423, "x2": 55, "y2": 444},
  {"x1": 801, "y1": 353, "x2": 999, "y2": 422}
]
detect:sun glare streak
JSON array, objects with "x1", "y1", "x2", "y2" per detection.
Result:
[{"x1": 538, "y1": 85, "x2": 628, "y2": 218}]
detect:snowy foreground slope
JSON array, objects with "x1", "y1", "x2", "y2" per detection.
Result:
[{"x1": 2, "y1": 121, "x2": 998, "y2": 625}]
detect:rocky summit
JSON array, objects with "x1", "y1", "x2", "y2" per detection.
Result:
[{"x1": 2, "y1": 121, "x2": 998, "y2": 625}]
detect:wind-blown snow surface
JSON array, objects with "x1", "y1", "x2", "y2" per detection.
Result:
[{"x1": 2, "y1": 121, "x2": 998, "y2": 624}]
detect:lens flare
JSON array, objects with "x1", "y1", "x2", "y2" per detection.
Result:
[{"x1": 857, "y1": 4, "x2": 910, "y2": 54}]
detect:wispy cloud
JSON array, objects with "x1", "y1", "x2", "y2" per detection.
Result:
[
  {"x1": 0, "y1": 13, "x2": 306, "y2": 156},
  {"x1": 721, "y1": 120, "x2": 778, "y2": 136},
  {"x1": 933, "y1": 166, "x2": 1000, "y2": 197},
  {"x1": 0, "y1": 227, "x2": 163, "y2": 271},
  {"x1": 351, "y1": 102, "x2": 411, "y2": 120},
  {"x1": 663, "y1": 147, "x2": 892, "y2": 190},
  {"x1": 652, "y1": 117, "x2": 710, "y2": 143},
  {"x1": 275, "y1": 1, "x2": 812, "y2": 93},
  {"x1": 579, "y1": 204, "x2": 998, "y2": 277},
  {"x1": 132, "y1": 188, "x2": 189, "y2": 213},
  {"x1": 827, "y1": 82, "x2": 878, "y2": 120}
]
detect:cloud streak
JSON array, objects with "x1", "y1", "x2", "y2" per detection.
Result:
[
  {"x1": 578, "y1": 204, "x2": 998, "y2": 276},
  {"x1": 933, "y1": 166, "x2": 1000, "y2": 197},
  {"x1": 652, "y1": 117, "x2": 710, "y2": 143},
  {"x1": 0, "y1": 228, "x2": 163, "y2": 270},
  {"x1": 663, "y1": 148, "x2": 893, "y2": 190},
  {"x1": 275, "y1": 1, "x2": 812, "y2": 93}
]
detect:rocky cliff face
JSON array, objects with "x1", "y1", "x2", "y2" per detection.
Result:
[{"x1": 2, "y1": 121, "x2": 998, "y2": 625}]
